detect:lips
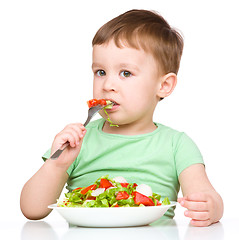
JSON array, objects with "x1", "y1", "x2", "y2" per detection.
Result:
[
  {"x1": 105, "y1": 99, "x2": 119, "y2": 111},
  {"x1": 107, "y1": 99, "x2": 119, "y2": 106}
]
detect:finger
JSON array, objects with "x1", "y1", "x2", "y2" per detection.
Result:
[
  {"x1": 177, "y1": 198, "x2": 183, "y2": 203},
  {"x1": 61, "y1": 131, "x2": 78, "y2": 148},
  {"x1": 185, "y1": 192, "x2": 208, "y2": 202},
  {"x1": 70, "y1": 123, "x2": 86, "y2": 131},
  {"x1": 78, "y1": 123, "x2": 86, "y2": 131},
  {"x1": 177, "y1": 197, "x2": 186, "y2": 203},
  {"x1": 65, "y1": 124, "x2": 86, "y2": 139},
  {"x1": 190, "y1": 219, "x2": 211, "y2": 227},
  {"x1": 67, "y1": 125, "x2": 84, "y2": 140},
  {"x1": 180, "y1": 200, "x2": 209, "y2": 211},
  {"x1": 185, "y1": 210, "x2": 210, "y2": 221},
  {"x1": 77, "y1": 124, "x2": 87, "y2": 137},
  {"x1": 82, "y1": 128, "x2": 87, "y2": 135}
]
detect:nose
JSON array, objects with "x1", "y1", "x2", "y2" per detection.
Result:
[{"x1": 103, "y1": 76, "x2": 117, "y2": 92}]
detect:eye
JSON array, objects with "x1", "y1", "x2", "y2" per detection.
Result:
[
  {"x1": 96, "y1": 70, "x2": 106, "y2": 77},
  {"x1": 120, "y1": 71, "x2": 132, "y2": 78}
]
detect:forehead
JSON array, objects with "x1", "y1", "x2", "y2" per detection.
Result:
[{"x1": 92, "y1": 40, "x2": 157, "y2": 68}]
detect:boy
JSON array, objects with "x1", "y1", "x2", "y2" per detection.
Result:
[{"x1": 20, "y1": 9, "x2": 223, "y2": 226}]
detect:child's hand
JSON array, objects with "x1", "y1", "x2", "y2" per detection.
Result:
[
  {"x1": 178, "y1": 192, "x2": 217, "y2": 227},
  {"x1": 178, "y1": 164, "x2": 223, "y2": 227},
  {"x1": 50, "y1": 123, "x2": 87, "y2": 168}
]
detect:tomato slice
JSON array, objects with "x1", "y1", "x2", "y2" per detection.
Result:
[
  {"x1": 120, "y1": 183, "x2": 137, "y2": 188},
  {"x1": 132, "y1": 191, "x2": 154, "y2": 206},
  {"x1": 156, "y1": 200, "x2": 162, "y2": 206},
  {"x1": 120, "y1": 183, "x2": 129, "y2": 188},
  {"x1": 116, "y1": 191, "x2": 129, "y2": 200},
  {"x1": 99, "y1": 178, "x2": 113, "y2": 189},
  {"x1": 87, "y1": 196, "x2": 96, "y2": 200},
  {"x1": 87, "y1": 101, "x2": 91, "y2": 108},
  {"x1": 87, "y1": 99, "x2": 108, "y2": 108},
  {"x1": 99, "y1": 99, "x2": 107, "y2": 105},
  {"x1": 72, "y1": 187, "x2": 82, "y2": 192},
  {"x1": 80, "y1": 184, "x2": 97, "y2": 195}
]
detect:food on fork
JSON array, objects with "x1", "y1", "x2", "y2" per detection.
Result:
[
  {"x1": 57, "y1": 175, "x2": 171, "y2": 208},
  {"x1": 87, "y1": 99, "x2": 119, "y2": 127},
  {"x1": 87, "y1": 99, "x2": 113, "y2": 109}
]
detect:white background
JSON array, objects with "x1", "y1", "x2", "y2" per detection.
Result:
[{"x1": 0, "y1": 0, "x2": 238, "y2": 223}]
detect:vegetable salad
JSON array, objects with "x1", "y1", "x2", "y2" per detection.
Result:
[{"x1": 57, "y1": 176, "x2": 171, "y2": 208}]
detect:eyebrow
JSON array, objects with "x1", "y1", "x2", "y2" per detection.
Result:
[
  {"x1": 92, "y1": 63, "x2": 139, "y2": 71},
  {"x1": 118, "y1": 63, "x2": 139, "y2": 71},
  {"x1": 92, "y1": 63, "x2": 100, "y2": 69}
]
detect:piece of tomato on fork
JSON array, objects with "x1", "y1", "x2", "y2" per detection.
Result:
[{"x1": 87, "y1": 99, "x2": 108, "y2": 108}]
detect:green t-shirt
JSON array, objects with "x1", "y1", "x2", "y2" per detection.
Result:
[{"x1": 43, "y1": 118, "x2": 204, "y2": 218}]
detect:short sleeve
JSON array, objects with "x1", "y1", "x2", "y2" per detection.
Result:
[
  {"x1": 42, "y1": 149, "x2": 75, "y2": 176},
  {"x1": 174, "y1": 133, "x2": 204, "y2": 177}
]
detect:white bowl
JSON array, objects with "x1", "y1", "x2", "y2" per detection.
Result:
[{"x1": 48, "y1": 202, "x2": 176, "y2": 227}]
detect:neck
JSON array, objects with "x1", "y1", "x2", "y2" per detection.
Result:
[{"x1": 102, "y1": 119, "x2": 157, "y2": 135}]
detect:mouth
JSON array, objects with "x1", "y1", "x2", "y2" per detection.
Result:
[
  {"x1": 105, "y1": 99, "x2": 119, "y2": 110},
  {"x1": 107, "y1": 99, "x2": 119, "y2": 106}
]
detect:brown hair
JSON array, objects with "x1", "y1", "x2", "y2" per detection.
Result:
[{"x1": 92, "y1": 9, "x2": 184, "y2": 75}]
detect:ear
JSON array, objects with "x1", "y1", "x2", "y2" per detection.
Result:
[{"x1": 157, "y1": 73, "x2": 177, "y2": 99}]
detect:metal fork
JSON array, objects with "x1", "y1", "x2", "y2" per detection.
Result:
[{"x1": 50, "y1": 104, "x2": 111, "y2": 159}]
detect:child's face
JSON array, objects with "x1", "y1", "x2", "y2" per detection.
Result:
[{"x1": 92, "y1": 40, "x2": 162, "y2": 127}]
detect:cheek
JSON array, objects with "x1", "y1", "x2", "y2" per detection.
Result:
[
  {"x1": 123, "y1": 89, "x2": 148, "y2": 111},
  {"x1": 127, "y1": 83, "x2": 155, "y2": 101},
  {"x1": 93, "y1": 81, "x2": 101, "y2": 97},
  {"x1": 126, "y1": 84, "x2": 158, "y2": 111}
]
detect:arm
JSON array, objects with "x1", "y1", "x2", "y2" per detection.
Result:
[
  {"x1": 20, "y1": 123, "x2": 87, "y2": 220},
  {"x1": 178, "y1": 163, "x2": 223, "y2": 227}
]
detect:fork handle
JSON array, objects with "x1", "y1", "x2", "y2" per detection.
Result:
[
  {"x1": 50, "y1": 118, "x2": 90, "y2": 160},
  {"x1": 83, "y1": 116, "x2": 91, "y2": 127},
  {"x1": 50, "y1": 105, "x2": 101, "y2": 160},
  {"x1": 50, "y1": 142, "x2": 70, "y2": 160}
]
